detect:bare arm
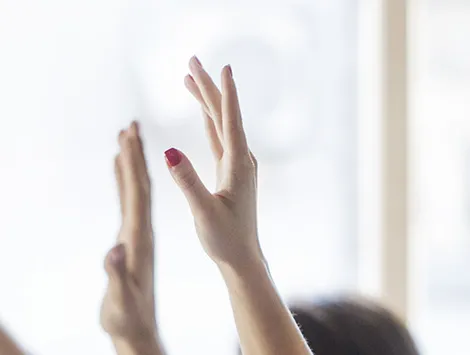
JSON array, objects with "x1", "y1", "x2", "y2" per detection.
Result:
[
  {"x1": 166, "y1": 56, "x2": 312, "y2": 355},
  {"x1": 220, "y1": 259, "x2": 311, "y2": 355},
  {"x1": 0, "y1": 325, "x2": 25, "y2": 355}
]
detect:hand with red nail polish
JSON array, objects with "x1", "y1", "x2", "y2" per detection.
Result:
[
  {"x1": 101, "y1": 122, "x2": 165, "y2": 355},
  {"x1": 169, "y1": 57, "x2": 313, "y2": 355},
  {"x1": 169, "y1": 58, "x2": 260, "y2": 269}
]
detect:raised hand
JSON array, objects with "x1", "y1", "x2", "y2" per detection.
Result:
[
  {"x1": 165, "y1": 57, "x2": 261, "y2": 270},
  {"x1": 167, "y1": 57, "x2": 312, "y2": 355},
  {"x1": 100, "y1": 122, "x2": 164, "y2": 355}
]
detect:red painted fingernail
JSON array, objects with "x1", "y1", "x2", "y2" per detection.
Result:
[{"x1": 165, "y1": 148, "x2": 182, "y2": 167}]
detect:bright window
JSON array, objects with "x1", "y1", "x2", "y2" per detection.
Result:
[{"x1": 0, "y1": 1, "x2": 359, "y2": 354}]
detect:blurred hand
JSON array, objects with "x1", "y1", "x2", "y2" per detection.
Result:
[
  {"x1": 100, "y1": 122, "x2": 159, "y2": 352},
  {"x1": 0, "y1": 326, "x2": 25, "y2": 355},
  {"x1": 164, "y1": 56, "x2": 262, "y2": 269}
]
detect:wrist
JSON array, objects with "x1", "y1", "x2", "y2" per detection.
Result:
[{"x1": 217, "y1": 253, "x2": 269, "y2": 285}]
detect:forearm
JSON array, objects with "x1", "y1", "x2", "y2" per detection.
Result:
[
  {"x1": 219, "y1": 258, "x2": 312, "y2": 355},
  {"x1": 0, "y1": 325, "x2": 25, "y2": 355}
]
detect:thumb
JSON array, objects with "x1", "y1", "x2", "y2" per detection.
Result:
[
  {"x1": 164, "y1": 148, "x2": 213, "y2": 214},
  {"x1": 104, "y1": 244, "x2": 132, "y2": 307}
]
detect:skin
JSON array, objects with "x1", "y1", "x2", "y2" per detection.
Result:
[
  {"x1": 0, "y1": 125, "x2": 163, "y2": 355},
  {"x1": 170, "y1": 56, "x2": 313, "y2": 355},
  {"x1": 0, "y1": 326, "x2": 24, "y2": 355},
  {"x1": 102, "y1": 56, "x2": 312, "y2": 355},
  {"x1": 100, "y1": 122, "x2": 165, "y2": 355},
  {"x1": 0, "y1": 56, "x2": 311, "y2": 355}
]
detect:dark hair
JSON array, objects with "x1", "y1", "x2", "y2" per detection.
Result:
[{"x1": 290, "y1": 298, "x2": 420, "y2": 355}]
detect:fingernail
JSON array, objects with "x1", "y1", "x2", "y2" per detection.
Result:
[
  {"x1": 191, "y1": 56, "x2": 202, "y2": 70},
  {"x1": 165, "y1": 148, "x2": 182, "y2": 167},
  {"x1": 110, "y1": 244, "x2": 125, "y2": 265},
  {"x1": 227, "y1": 64, "x2": 233, "y2": 77}
]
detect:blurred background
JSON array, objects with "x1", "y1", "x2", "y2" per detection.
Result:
[{"x1": 0, "y1": 0, "x2": 469, "y2": 354}]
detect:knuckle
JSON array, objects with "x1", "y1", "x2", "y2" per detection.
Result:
[{"x1": 230, "y1": 155, "x2": 256, "y2": 182}]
